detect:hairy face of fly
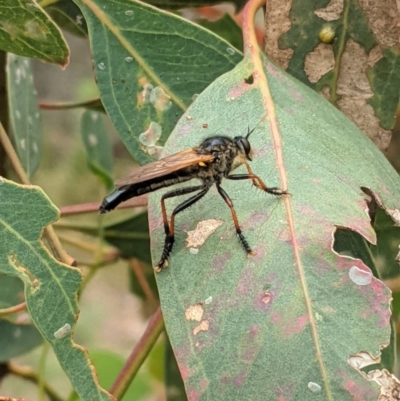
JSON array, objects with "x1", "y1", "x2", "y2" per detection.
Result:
[{"x1": 230, "y1": 146, "x2": 254, "y2": 172}]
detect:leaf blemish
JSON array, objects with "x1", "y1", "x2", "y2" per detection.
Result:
[
  {"x1": 348, "y1": 265, "x2": 372, "y2": 286},
  {"x1": 185, "y1": 303, "x2": 204, "y2": 321},
  {"x1": 185, "y1": 219, "x2": 223, "y2": 249},
  {"x1": 282, "y1": 314, "x2": 309, "y2": 338},
  {"x1": 254, "y1": 290, "x2": 274, "y2": 312},
  {"x1": 308, "y1": 382, "x2": 322, "y2": 392},
  {"x1": 150, "y1": 86, "x2": 172, "y2": 111},
  {"x1": 193, "y1": 320, "x2": 209, "y2": 335},
  {"x1": 244, "y1": 74, "x2": 254, "y2": 84},
  {"x1": 141, "y1": 83, "x2": 153, "y2": 104},
  {"x1": 54, "y1": 323, "x2": 71, "y2": 339},
  {"x1": 211, "y1": 252, "x2": 231, "y2": 273}
]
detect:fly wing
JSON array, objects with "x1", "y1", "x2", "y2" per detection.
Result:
[{"x1": 116, "y1": 148, "x2": 215, "y2": 186}]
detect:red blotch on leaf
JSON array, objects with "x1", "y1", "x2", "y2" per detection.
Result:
[{"x1": 282, "y1": 314, "x2": 309, "y2": 338}]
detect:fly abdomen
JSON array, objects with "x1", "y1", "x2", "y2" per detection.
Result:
[
  {"x1": 100, "y1": 170, "x2": 195, "y2": 213},
  {"x1": 100, "y1": 186, "x2": 134, "y2": 213}
]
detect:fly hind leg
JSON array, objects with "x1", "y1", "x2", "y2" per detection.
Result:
[
  {"x1": 216, "y1": 184, "x2": 254, "y2": 257},
  {"x1": 156, "y1": 185, "x2": 209, "y2": 272}
]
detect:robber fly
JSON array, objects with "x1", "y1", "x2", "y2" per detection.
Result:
[{"x1": 100, "y1": 126, "x2": 288, "y2": 272}]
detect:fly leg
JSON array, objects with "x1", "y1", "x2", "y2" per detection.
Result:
[
  {"x1": 216, "y1": 184, "x2": 254, "y2": 257},
  {"x1": 156, "y1": 185, "x2": 209, "y2": 272},
  {"x1": 227, "y1": 164, "x2": 288, "y2": 196}
]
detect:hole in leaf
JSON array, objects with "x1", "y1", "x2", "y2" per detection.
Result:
[{"x1": 244, "y1": 74, "x2": 254, "y2": 85}]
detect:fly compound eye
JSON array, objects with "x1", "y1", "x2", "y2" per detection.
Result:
[
  {"x1": 234, "y1": 136, "x2": 252, "y2": 161},
  {"x1": 240, "y1": 137, "x2": 251, "y2": 155}
]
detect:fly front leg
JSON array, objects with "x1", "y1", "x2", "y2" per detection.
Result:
[
  {"x1": 156, "y1": 185, "x2": 209, "y2": 272},
  {"x1": 227, "y1": 163, "x2": 288, "y2": 196},
  {"x1": 216, "y1": 184, "x2": 255, "y2": 257}
]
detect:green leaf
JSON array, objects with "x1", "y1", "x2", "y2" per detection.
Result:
[
  {"x1": 0, "y1": 0, "x2": 69, "y2": 65},
  {"x1": 0, "y1": 179, "x2": 112, "y2": 401},
  {"x1": 104, "y1": 212, "x2": 151, "y2": 265},
  {"x1": 73, "y1": 0, "x2": 242, "y2": 164},
  {"x1": 280, "y1": 0, "x2": 376, "y2": 88},
  {"x1": 367, "y1": 48, "x2": 400, "y2": 130},
  {"x1": 147, "y1": 340, "x2": 165, "y2": 382},
  {"x1": 6, "y1": 54, "x2": 42, "y2": 178},
  {"x1": 80, "y1": 109, "x2": 114, "y2": 190},
  {"x1": 46, "y1": 0, "x2": 88, "y2": 38},
  {"x1": 90, "y1": 349, "x2": 151, "y2": 401},
  {"x1": 0, "y1": 274, "x2": 24, "y2": 309},
  {"x1": 198, "y1": 14, "x2": 243, "y2": 51},
  {"x1": 0, "y1": 320, "x2": 43, "y2": 362},
  {"x1": 148, "y1": 50, "x2": 399, "y2": 398}
]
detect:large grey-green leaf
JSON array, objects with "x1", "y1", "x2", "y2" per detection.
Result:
[
  {"x1": 73, "y1": 0, "x2": 242, "y2": 164},
  {"x1": 148, "y1": 48, "x2": 399, "y2": 399},
  {"x1": 0, "y1": 179, "x2": 112, "y2": 401},
  {"x1": 80, "y1": 109, "x2": 114, "y2": 190},
  {"x1": 6, "y1": 54, "x2": 42, "y2": 177},
  {"x1": 0, "y1": 0, "x2": 69, "y2": 65}
]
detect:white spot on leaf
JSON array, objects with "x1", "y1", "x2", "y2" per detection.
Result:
[
  {"x1": 142, "y1": 83, "x2": 153, "y2": 104},
  {"x1": 308, "y1": 382, "x2": 321, "y2": 392},
  {"x1": 139, "y1": 122, "x2": 162, "y2": 147},
  {"x1": 25, "y1": 20, "x2": 46, "y2": 41},
  {"x1": 150, "y1": 86, "x2": 172, "y2": 111},
  {"x1": 54, "y1": 323, "x2": 71, "y2": 339},
  {"x1": 349, "y1": 266, "x2": 372, "y2": 285},
  {"x1": 88, "y1": 134, "x2": 98, "y2": 147}
]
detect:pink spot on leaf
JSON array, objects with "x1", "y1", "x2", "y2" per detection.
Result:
[
  {"x1": 283, "y1": 314, "x2": 309, "y2": 338},
  {"x1": 187, "y1": 390, "x2": 203, "y2": 401},
  {"x1": 211, "y1": 252, "x2": 231, "y2": 274},
  {"x1": 271, "y1": 311, "x2": 282, "y2": 325},
  {"x1": 233, "y1": 370, "x2": 247, "y2": 388},
  {"x1": 228, "y1": 83, "x2": 251, "y2": 99},
  {"x1": 343, "y1": 379, "x2": 376, "y2": 400},
  {"x1": 254, "y1": 290, "x2": 274, "y2": 312},
  {"x1": 178, "y1": 362, "x2": 191, "y2": 380}
]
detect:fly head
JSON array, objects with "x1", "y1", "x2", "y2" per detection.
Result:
[{"x1": 234, "y1": 126, "x2": 255, "y2": 161}]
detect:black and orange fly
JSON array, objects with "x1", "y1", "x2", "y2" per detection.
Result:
[{"x1": 100, "y1": 127, "x2": 288, "y2": 272}]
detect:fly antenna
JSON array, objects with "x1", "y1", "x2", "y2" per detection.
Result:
[
  {"x1": 246, "y1": 126, "x2": 255, "y2": 139},
  {"x1": 246, "y1": 116, "x2": 267, "y2": 138}
]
